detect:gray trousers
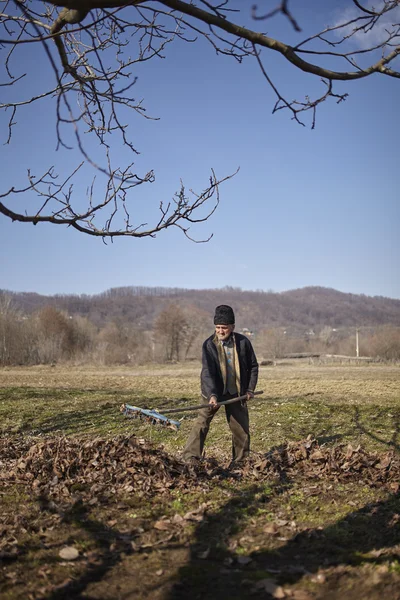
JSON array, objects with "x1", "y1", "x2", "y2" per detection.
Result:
[{"x1": 182, "y1": 394, "x2": 250, "y2": 462}]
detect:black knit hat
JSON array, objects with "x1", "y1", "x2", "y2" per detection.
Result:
[{"x1": 214, "y1": 305, "x2": 235, "y2": 325}]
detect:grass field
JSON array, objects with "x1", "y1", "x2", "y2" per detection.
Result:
[{"x1": 0, "y1": 362, "x2": 399, "y2": 599}]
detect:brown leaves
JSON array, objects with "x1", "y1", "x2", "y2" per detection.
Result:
[
  {"x1": 183, "y1": 502, "x2": 211, "y2": 522},
  {"x1": 153, "y1": 519, "x2": 172, "y2": 531},
  {"x1": 152, "y1": 503, "x2": 211, "y2": 540},
  {"x1": 0, "y1": 434, "x2": 398, "y2": 515},
  {"x1": 0, "y1": 434, "x2": 211, "y2": 505},
  {"x1": 248, "y1": 438, "x2": 398, "y2": 488},
  {"x1": 376, "y1": 454, "x2": 392, "y2": 470},
  {"x1": 309, "y1": 449, "x2": 324, "y2": 462},
  {"x1": 264, "y1": 523, "x2": 279, "y2": 535}
]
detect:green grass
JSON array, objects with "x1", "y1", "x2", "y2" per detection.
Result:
[{"x1": 0, "y1": 385, "x2": 398, "y2": 454}]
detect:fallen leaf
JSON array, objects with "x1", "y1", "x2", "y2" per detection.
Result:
[
  {"x1": 376, "y1": 455, "x2": 392, "y2": 470},
  {"x1": 183, "y1": 511, "x2": 204, "y2": 522},
  {"x1": 153, "y1": 519, "x2": 171, "y2": 531},
  {"x1": 310, "y1": 450, "x2": 324, "y2": 461},
  {"x1": 172, "y1": 514, "x2": 184, "y2": 524},
  {"x1": 275, "y1": 519, "x2": 289, "y2": 527},
  {"x1": 264, "y1": 523, "x2": 279, "y2": 535}
]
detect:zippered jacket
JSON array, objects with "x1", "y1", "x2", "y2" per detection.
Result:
[{"x1": 201, "y1": 332, "x2": 258, "y2": 401}]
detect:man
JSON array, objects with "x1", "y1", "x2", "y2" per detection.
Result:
[{"x1": 182, "y1": 305, "x2": 258, "y2": 464}]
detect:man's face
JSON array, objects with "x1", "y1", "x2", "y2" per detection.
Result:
[{"x1": 215, "y1": 324, "x2": 234, "y2": 341}]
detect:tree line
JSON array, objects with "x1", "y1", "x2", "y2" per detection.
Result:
[
  {"x1": 0, "y1": 298, "x2": 210, "y2": 366},
  {"x1": 1, "y1": 295, "x2": 399, "y2": 367}
]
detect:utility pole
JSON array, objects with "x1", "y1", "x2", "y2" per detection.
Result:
[{"x1": 356, "y1": 328, "x2": 359, "y2": 358}]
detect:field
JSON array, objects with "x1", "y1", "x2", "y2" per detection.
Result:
[{"x1": 0, "y1": 362, "x2": 399, "y2": 600}]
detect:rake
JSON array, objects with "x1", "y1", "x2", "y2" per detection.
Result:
[{"x1": 120, "y1": 390, "x2": 264, "y2": 431}]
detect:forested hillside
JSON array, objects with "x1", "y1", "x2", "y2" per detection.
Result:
[{"x1": 2, "y1": 286, "x2": 400, "y2": 330}]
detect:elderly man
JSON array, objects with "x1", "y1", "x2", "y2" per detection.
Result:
[{"x1": 182, "y1": 305, "x2": 258, "y2": 464}]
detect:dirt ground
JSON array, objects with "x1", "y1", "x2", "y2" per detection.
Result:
[{"x1": 0, "y1": 363, "x2": 399, "y2": 599}]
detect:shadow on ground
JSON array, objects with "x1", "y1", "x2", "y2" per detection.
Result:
[
  {"x1": 167, "y1": 486, "x2": 400, "y2": 600},
  {"x1": 39, "y1": 496, "x2": 179, "y2": 600}
]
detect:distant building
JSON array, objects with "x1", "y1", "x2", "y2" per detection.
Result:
[{"x1": 240, "y1": 327, "x2": 254, "y2": 338}]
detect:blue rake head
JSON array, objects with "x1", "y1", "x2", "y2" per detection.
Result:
[{"x1": 121, "y1": 403, "x2": 181, "y2": 430}]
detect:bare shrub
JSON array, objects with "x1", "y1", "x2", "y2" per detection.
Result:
[
  {"x1": 154, "y1": 304, "x2": 188, "y2": 362},
  {"x1": 95, "y1": 322, "x2": 152, "y2": 365},
  {"x1": 0, "y1": 295, "x2": 37, "y2": 365},
  {"x1": 35, "y1": 307, "x2": 75, "y2": 363},
  {"x1": 257, "y1": 328, "x2": 288, "y2": 359},
  {"x1": 365, "y1": 326, "x2": 400, "y2": 361}
]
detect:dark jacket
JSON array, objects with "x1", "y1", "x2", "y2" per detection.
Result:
[{"x1": 201, "y1": 332, "x2": 258, "y2": 400}]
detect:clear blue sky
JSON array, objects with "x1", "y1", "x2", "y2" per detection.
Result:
[{"x1": 1, "y1": 1, "x2": 399, "y2": 299}]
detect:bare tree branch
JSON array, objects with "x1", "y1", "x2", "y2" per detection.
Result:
[
  {"x1": 0, "y1": 161, "x2": 236, "y2": 241},
  {"x1": 252, "y1": 1, "x2": 302, "y2": 32},
  {"x1": 1, "y1": 0, "x2": 399, "y2": 239}
]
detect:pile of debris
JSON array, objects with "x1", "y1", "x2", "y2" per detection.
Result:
[
  {"x1": 0, "y1": 435, "x2": 201, "y2": 503},
  {"x1": 0, "y1": 434, "x2": 398, "y2": 506},
  {"x1": 247, "y1": 435, "x2": 399, "y2": 490}
]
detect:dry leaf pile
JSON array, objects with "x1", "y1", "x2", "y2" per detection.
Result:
[
  {"x1": 1, "y1": 434, "x2": 398, "y2": 507},
  {"x1": 246, "y1": 436, "x2": 399, "y2": 491},
  {"x1": 0, "y1": 435, "x2": 202, "y2": 503}
]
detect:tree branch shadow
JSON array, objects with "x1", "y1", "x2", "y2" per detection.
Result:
[
  {"x1": 353, "y1": 406, "x2": 399, "y2": 452},
  {"x1": 38, "y1": 495, "x2": 178, "y2": 600},
  {"x1": 167, "y1": 478, "x2": 400, "y2": 599}
]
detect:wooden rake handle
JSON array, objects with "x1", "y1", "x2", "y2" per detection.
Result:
[{"x1": 159, "y1": 390, "x2": 264, "y2": 414}]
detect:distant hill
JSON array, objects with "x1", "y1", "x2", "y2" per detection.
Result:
[{"x1": 2, "y1": 286, "x2": 400, "y2": 332}]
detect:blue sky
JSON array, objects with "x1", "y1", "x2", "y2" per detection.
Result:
[{"x1": 1, "y1": 1, "x2": 399, "y2": 299}]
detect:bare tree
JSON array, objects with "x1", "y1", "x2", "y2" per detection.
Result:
[
  {"x1": 36, "y1": 306, "x2": 74, "y2": 362},
  {"x1": 154, "y1": 303, "x2": 187, "y2": 361},
  {"x1": 367, "y1": 325, "x2": 400, "y2": 360},
  {"x1": 0, "y1": 294, "x2": 37, "y2": 365},
  {"x1": 1, "y1": 1, "x2": 399, "y2": 238},
  {"x1": 182, "y1": 304, "x2": 209, "y2": 359},
  {"x1": 258, "y1": 327, "x2": 288, "y2": 359}
]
